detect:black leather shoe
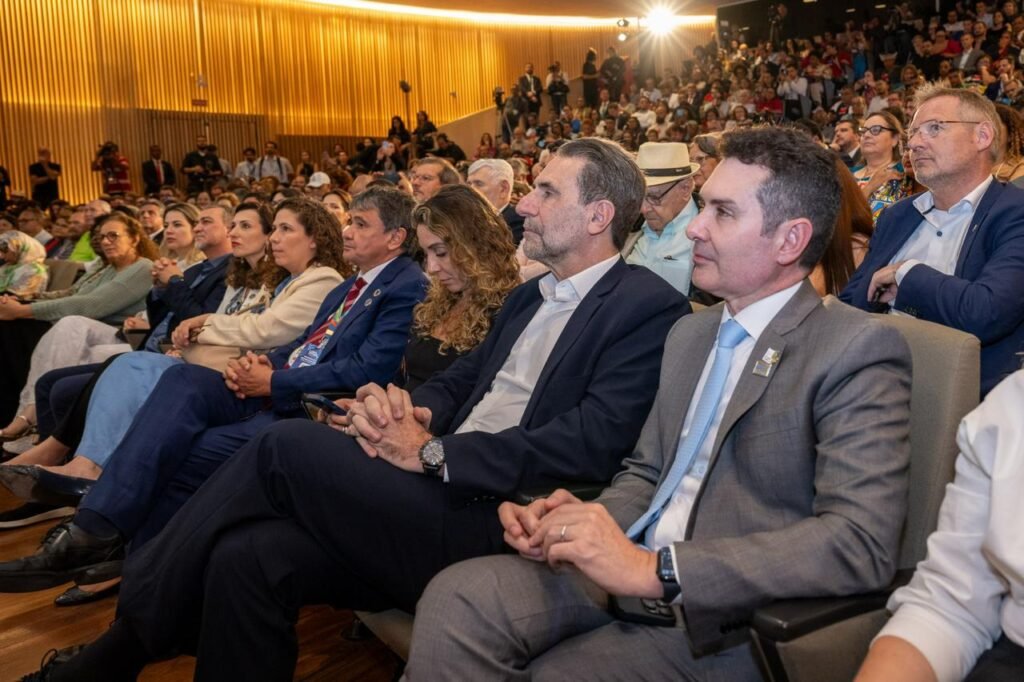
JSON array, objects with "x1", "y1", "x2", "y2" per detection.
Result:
[
  {"x1": 54, "y1": 581, "x2": 121, "y2": 607},
  {"x1": 19, "y1": 644, "x2": 86, "y2": 681},
  {"x1": 0, "y1": 465, "x2": 94, "y2": 508},
  {"x1": 0, "y1": 521, "x2": 124, "y2": 593},
  {"x1": 54, "y1": 559, "x2": 123, "y2": 606}
]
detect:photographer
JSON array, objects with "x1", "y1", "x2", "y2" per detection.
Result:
[
  {"x1": 546, "y1": 61, "x2": 570, "y2": 117},
  {"x1": 90, "y1": 141, "x2": 131, "y2": 194},
  {"x1": 181, "y1": 135, "x2": 223, "y2": 193}
]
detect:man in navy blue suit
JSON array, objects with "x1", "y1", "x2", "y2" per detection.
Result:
[
  {"x1": 840, "y1": 85, "x2": 1024, "y2": 395},
  {"x1": 22, "y1": 138, "x2": 691, "y2": 681},
  {"x1": 0, "y1": 188, "x2": 428, "y2": 591}
]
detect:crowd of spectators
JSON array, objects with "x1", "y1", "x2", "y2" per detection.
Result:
[{"x1": 1, "y1": 2, "x2": 1024, "y2": 681}]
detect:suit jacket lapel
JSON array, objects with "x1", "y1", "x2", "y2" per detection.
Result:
[
  {"x1": 322, "y1": 260, "x2": 402, "y2": 356},
  {"x1": 707, "y1": 282, "x2": 821, "y2": 464},
  {"x1": 523, "y1": 260, "x2": 624, "y2": 420},
  {"x1": 658, "y1": 311, "x2": 720, "y2": 478},
  {"x1": 954, "y1": 181, "x2": 1000, "y2": 276}
]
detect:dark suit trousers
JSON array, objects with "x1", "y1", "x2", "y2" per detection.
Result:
[
  {"x1": 35, "y1": 362, "x2": 102, "y2": 441},
  {"x1": 77, "y1": 363, "x2": 274, "y2": 546},
  {"x1": 0, "y1": 319, "x2": 51, "y2": 424},
  {"x1": 115, "y1": 418, "x2": 505, "y2": 681}
]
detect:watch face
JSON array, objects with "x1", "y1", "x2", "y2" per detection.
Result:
[{"x1": 420, "y1": 439, "x2": 445, "y2": 467}]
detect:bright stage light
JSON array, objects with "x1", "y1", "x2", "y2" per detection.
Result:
[{"x1": 646, "y1": 6, "x2": 679, "y2": 35}]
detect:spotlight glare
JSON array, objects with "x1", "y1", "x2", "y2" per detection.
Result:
[
  {"x1": 646, "y1": 6, "x2": 676, "y2": 36},
  {"x1": 616, "y1": 18, "x2": 629, "y2": 28},
  {"x1": 617, "y1": 31, "x2": 628, "y2": 41}
]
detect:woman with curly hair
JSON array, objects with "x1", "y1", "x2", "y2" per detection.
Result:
[
  {"x1": 404, "y1": 185, "x2": 520, "y2": 390},
  {"x1": 994, "y1": 103, "x2": 1024, "y2": 184}
]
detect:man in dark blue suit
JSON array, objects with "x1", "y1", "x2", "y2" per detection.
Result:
[
  {"x1": 22, "y1": 139, "x2": 690, "y2": 681},
  {"x1": 840, "y1": 86, "x2": 1024, "y2": 395},
  {"x1": 0, "y1": 188, "x2": 427, "y2": 591}
]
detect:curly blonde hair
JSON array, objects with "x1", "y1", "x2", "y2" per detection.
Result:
[{"x1": 412, "y1": 185, "x2": 519, "y2": 353}]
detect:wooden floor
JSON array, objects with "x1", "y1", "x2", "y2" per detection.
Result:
[{"x1": 0, "y1": 488, "x2": 397, "y2": 682}]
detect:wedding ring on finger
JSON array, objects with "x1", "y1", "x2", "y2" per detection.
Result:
[{"x1": 559, "y1": 525, "x2": 568, "y2": 542}]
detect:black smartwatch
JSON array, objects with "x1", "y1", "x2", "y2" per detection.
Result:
[
  {"x1": 657, "y1": 546, "x2": 681, "y2": 603},
  {"x1": 418, "y1": 437, "x2": 445, "y2": 477}
]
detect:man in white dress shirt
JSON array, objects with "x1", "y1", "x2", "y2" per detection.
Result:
[
  {"x1": 840, "y1": 85, "x2": 1024, "y2": 395},
  {"x1": 857, "y1": 369, "x2": 1024, "y2": 681},
  {"x1": 402, "y1": 127, "x2": 914, "y2": 680}
]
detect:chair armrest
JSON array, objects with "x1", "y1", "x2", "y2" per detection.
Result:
[
  {"x1": 751, "y1": 569, "x2": 913, "y2": 643},
  {"x1": 513, "y1": 482, "x2": 606, "y2": 505}
]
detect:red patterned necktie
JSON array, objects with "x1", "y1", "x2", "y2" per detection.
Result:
[{"x1": 337, "y1": 276, "x2": 366, "y2": 321}]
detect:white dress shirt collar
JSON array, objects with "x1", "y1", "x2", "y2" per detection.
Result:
[
  {"x1": 912, "y1": 174, "x2": 993, "y2": 216},
  {"x1": 356, "y1": 256, "x2": 397, "y2": 289},
  {"x1": 537, "y1": 254, "x2": 619, "y2": 304},
  {"x1": 722, "y1": 280, "x2": 805, "y2": 342}
]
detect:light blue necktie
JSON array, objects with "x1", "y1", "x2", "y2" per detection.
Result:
[{"x1": 626, "y1": 318, "x2": 749, "y2": 541}]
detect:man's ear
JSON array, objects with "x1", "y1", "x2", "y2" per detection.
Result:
[
  {"x1": 774, "y1": 217, "x2": 813, "y2": 268},
  {"x1": 587, "y1": 199, "x2": 616, "y2": 237}
]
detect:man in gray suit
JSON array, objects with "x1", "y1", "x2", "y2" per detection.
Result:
[{"x1": 402, "y1": 126, "x2": 914, "y2": 680}]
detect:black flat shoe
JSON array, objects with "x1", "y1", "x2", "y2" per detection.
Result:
[
  {"x1": 76, "y1": 559, "x2": 123, "y2": 585},
  {"x1": 0, "y1": 465, "x2": 94, "y2": 508},
  {"x1": 54, "y1": 581, "x2": 121, "y2": 607},
  {"x1": 0, "y1": 520, "x2": 124, "y2": 593}
]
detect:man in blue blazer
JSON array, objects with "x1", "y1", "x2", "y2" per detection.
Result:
[
  {"x1": 0, "y1": 187, "x2": 427, "y2": 590},
  {"x1": 23, "y1": 139, "x2": 691, "y2": 681},
  {"x1": 840, "y1": 87, "x2": 1024, "y2": 395}
]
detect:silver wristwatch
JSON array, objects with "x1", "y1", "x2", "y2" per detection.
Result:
[{"x1": 418, "y1": 437, "x2": 446, "y2": 477}]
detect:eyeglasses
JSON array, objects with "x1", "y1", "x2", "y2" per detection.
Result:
[
  {"x1": 858, "y1": 125, "x2": 897, "y2": 136},
  {"x1": 97, "y1": 231, "x2": 125, "y2": 243},
  {"x1": 643, "y1": 178, "x2": 685, "y2": 206},
  {"x1": 907, "y1": 120, "x2": 983, "y2": 140}
]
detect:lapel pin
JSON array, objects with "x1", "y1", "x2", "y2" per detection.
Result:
[
  {"x1": 373, "y1": 289, "x2": 381, "y2": 297},
  {"x1": 752, "y1": 348, "x2": 781, "y2": 378},
  {"x1": 364, "y1": 299, "x2": 372, "y2": 307}
]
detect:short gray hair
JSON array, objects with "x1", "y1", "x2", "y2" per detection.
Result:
[
  {"x1": 468, "y1": 159, "x2": 514, "y2": 186},
  {"x1": 913, "y1": 84, "x2": 1003, "y2": 162},
  {"x1": 553, "y1": 138, "x2": 645, "y2": 250}
]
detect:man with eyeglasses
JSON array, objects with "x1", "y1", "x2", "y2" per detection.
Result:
[
  {"x1": 621, "y1": 143, "x2": 700, "y2": 296},
  {"x1": 408, "y1": 157, "x2": 460, "y2": 202},
  {"x1": 841, "y1": 85, "x2": 1024, "y2": 396}
]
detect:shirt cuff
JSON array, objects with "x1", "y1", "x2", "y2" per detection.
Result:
[
  {"x1": 873, "y1": 605, "x2": 975, "y2": 682},
  {"x1": 894, "y1": 259, "x2": 922, "y2": 286}
]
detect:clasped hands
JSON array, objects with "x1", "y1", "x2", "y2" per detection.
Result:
[
  {"x1": 325, "y1": 383, "x2": 434, "y2": 474},
  {"x1": 499, "y1": 489, "x2": 661, "y2": 599},
  {"x1": 151, "y1": 257, "x2": 184, "y2": 286},
  {"x1": 223, "y1": 351, "x2": 274, "y2": 399}
]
